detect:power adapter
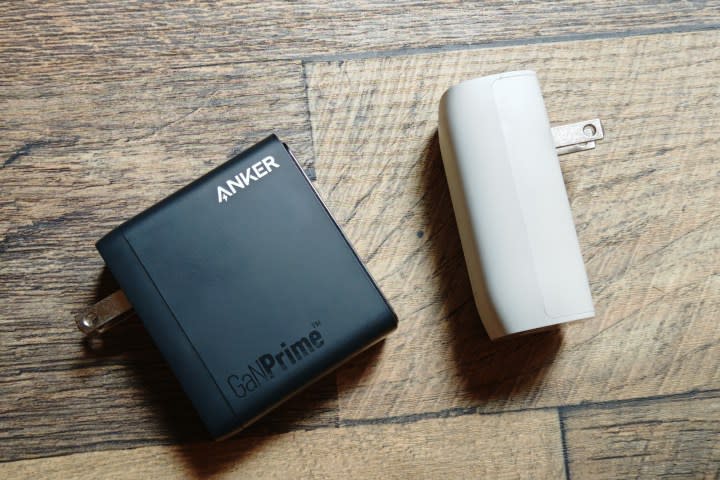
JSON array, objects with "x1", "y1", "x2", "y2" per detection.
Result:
[
  {"x1": 76, "y1": 135, "x2": 397, "y2": 439},
  {"x1": 438, "y1": 70, "x2": 603, "y2": 339}
]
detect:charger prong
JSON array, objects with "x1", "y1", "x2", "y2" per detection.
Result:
[
  {"x1": 552, "y1": 118, "x2": 604, "y2": 156},
  {"x1": 75, "y1": 290, "x2": 133, "y2": 336}
]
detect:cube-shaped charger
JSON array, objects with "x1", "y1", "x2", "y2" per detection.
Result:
[{"x1": 97, "y1": 135, "x2": 397, "y2": 439}]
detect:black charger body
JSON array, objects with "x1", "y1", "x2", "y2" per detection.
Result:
[{"x1": 97, "y1": 135, "x2": 397, "y2": 439}]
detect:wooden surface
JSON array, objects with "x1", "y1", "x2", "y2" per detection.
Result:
[
  {"x1": 0, "y1": 410, "x2": 566, "y2": 479},
  {"x1": 1, "y1": 2, "x2": 718, "y2": 479},
  {"x1": 562, "y1": 391, "x2": 720, "y2": 479},
  {"x1": 306, "y1": 30, "x2": 720, "y2": 421}
]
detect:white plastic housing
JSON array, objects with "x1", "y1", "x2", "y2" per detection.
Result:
[{"x1": 438, "y1": 70, "x2": 594, "y2": 340}]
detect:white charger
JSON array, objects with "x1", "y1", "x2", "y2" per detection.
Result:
[{"x1": 438, "y1": 70, "x2": 602, "y2": 339}]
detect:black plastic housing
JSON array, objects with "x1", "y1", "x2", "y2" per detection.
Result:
[{"x1": 97, "y1": 135, "x2": 397, "y2": 439}]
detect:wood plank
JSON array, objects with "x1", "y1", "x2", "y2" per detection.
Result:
[
  {"x1": 0, "y1": 409, "x2": 565, "y2": 479},
  {"x1": 561, "y1": 391, "x2": 720, "y2": 479},
  {"x1": 1, "y1": 2, "x2": 719, "y2": 83},
  {"x1": 304, "y1": 30, "x2": 720, "y2": 421},
  {"x1": 0, "y1": 60, "x2": 326, "y2": 461},
  {"x1": 3, "y1": 6, "x2": 719, "y2": 474}
]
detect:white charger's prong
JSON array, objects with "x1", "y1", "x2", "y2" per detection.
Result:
[
  {"x1": 552, "y1": 118, "x2": 604, "y2": 155},
  {"x1": 75, "y1": 290, "x2": 132, "y2": 336}
]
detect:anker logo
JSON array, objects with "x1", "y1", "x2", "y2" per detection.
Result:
[
  {"x1": 217, "y1": 156, "x2": 280, "y2": 203},
  {"x1": 227, "y1": 329, "x2": 325, "y2": 399}
]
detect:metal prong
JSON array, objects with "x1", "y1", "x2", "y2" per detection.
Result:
[
  {"x1": 75, "y1": 290, "x2": 133, "y2": 336},
  {"x1": 556, "y1": 141, "x2": 596, "y2": 156},
  {"x1": 552, "y1": 118, "x2": 604, "y2": 156}
]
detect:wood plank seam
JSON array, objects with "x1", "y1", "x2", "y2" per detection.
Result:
[
  {"x1": 300, "y1": 60, "x2": 318, "y2": 181},
  {"x1": 300, "y1": 23, "x2": 720, "y2": 63},
  {"x1": 0, "y1": 388, "x2": 715, "y2": 466},
  {"x1": 558, "y1": 409, "x2": 572, "y2": 480},
  {"x1": 559, "y1": 388, "x2": 720, "y2": 414},
  {"x1": 560, "y1": 392, "x2": 720, "y2": 478},
  {"x1": 2, "y1": 388, "x2": 716, "y2": 467},
  {"x1": 5, "y1": 2, "x2": 719, "y2": 81},
  {"x1": 332, "y1": 388, "x2": 720, "y2": 430},
  {"x1": 20, "y1": 23, "x2": 716, "y2": 76},
  {"x1": 0, "y1": 409, "x2": 567, "y2": 479}
]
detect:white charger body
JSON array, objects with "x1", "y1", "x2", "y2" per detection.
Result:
[{"x1": 438, "y1": 70, "x2": 594, "y2": 339}]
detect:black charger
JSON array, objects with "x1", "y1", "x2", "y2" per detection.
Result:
[{"x1": 85, "y1": 135, "x2": 397, "y2": 439}]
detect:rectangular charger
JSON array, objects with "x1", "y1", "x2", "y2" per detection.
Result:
[
  {"x1": 438, "y1": 71, "x2": 599, "y2": 339},
  {"x1": 96, "y1": 135, "x2": 397, "y2": 439}
]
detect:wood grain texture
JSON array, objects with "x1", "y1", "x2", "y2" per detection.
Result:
[
  {"x1": 305, "y1": 30, "x2": 720, "y2": 421},
  {"x1": 0, "y1": 60, "x2": 325, "y2": 461},
  {"x1": 1, "y1": 1, "x2": 719, "y2": 83},
  {"x1": 562, "y1": 391, "x2": 720, "y2": 479},
  {"x1": 2, "y1": 2, "x2": 719, "y2": 477},
  {"x1": 0, "y1": 409, "x2": 565, "y2": 479}
]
